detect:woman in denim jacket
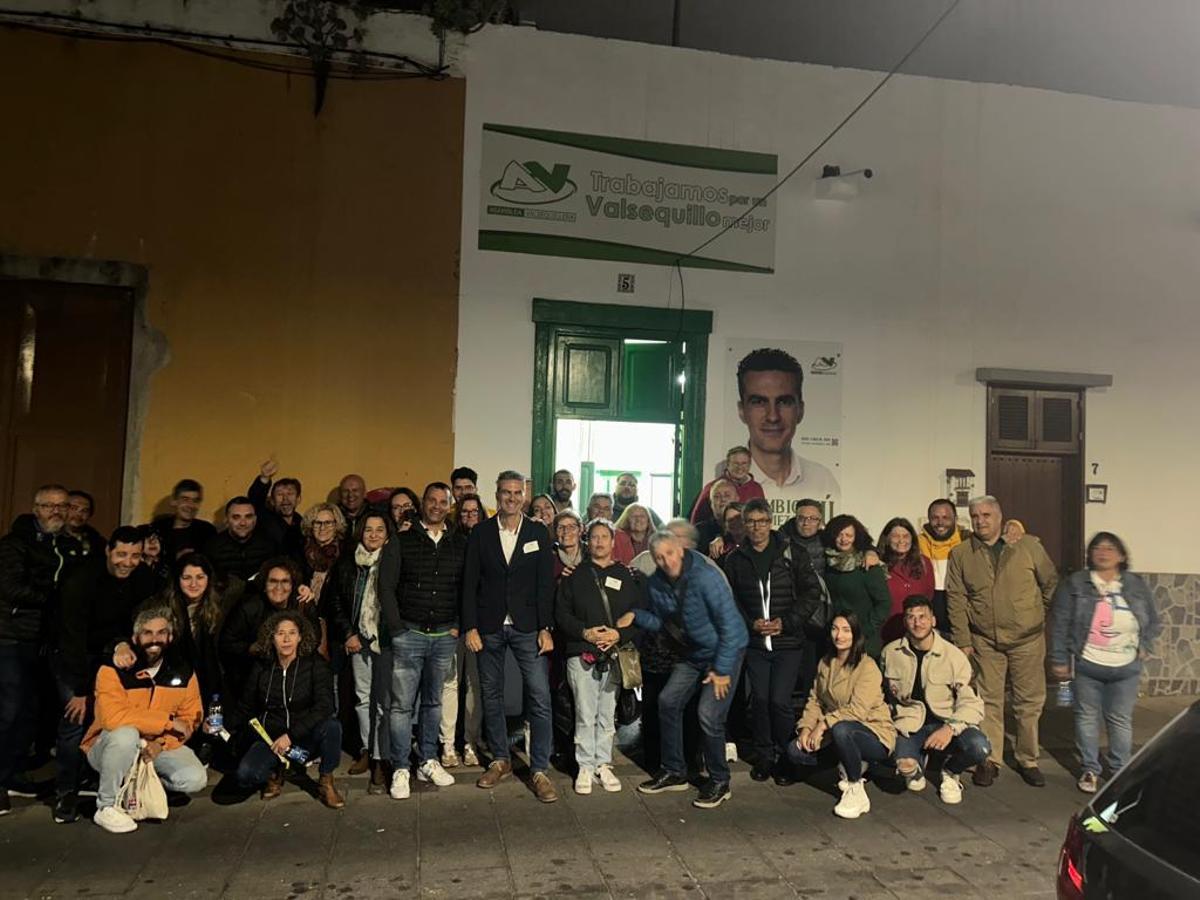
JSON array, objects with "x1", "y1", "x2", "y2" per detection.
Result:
[{"x1": 1050, "y1": 532, "x2": 1160, "y2": 794}]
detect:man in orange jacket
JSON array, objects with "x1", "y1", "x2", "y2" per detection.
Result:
[{"x1": 81, "y1": 607, "x2": 207, "y2": 833}]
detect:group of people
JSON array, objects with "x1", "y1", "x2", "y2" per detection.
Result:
[{"x1": 0, "y1": 460, "x2": 1158, "y2": 831}]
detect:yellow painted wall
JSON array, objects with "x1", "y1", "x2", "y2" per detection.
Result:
[{"x1": 0, "y1": 26, "x2": 464, "y2": 522}]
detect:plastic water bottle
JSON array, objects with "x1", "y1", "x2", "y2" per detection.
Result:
[
  {"x1": 207, "y1": 694, "x2": 223, "y2": 731},
  {"x1": 1055, "y1": 680, "x2": 1074, "y2": 708}
]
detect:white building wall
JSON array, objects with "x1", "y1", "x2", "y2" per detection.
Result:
[{"x1": 454, "y1": 25, "x2": 1200, "y2": 575}]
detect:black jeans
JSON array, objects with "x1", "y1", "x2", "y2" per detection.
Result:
[
  {"x1": 744, "y1": 645, "x2": 804, "y2": 763},
  {"x1": 640, "y1": 668, "x2": 700, "y2": 775},
  {"x1": 0, "y1": 642, "x2": 40, "y2": 786}
]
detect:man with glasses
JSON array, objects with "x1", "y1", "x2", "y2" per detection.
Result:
[
  {"x1": 0, "y1": 485, "x2": 71, "y2": 814},
  {"x1": 721, "y1": 499, "x2": 822, "y2": 784}
]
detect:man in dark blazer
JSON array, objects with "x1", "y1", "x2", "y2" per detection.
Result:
[{"x1": 462, "y1": 470, "x2": 557, "y2": 802}]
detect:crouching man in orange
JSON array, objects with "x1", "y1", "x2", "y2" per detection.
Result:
[{"x1": 81, "y1": 607, "x2": 207, "y2": 833}]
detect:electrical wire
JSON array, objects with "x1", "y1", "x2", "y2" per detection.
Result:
[
  {"x1": 0, "y1": 8, "x2": 446, "y2": 80},
  {"x1": 674, "y1": 0, "x2": 963, "y2": 267}
]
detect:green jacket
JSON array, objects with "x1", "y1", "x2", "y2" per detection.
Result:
[
  {"x1": 824, "y1": 565, "x2": 891, "y2": 658},
  {"x1": 945, "y1": 534, "x2": 1058, "y2": 648}
]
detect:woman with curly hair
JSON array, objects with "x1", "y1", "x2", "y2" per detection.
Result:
[
  {"x1": 223, "y1": 610, "x2": 345, "y2": 808},
  {"x1": 821, "y1": 515, "x2": 891, "y2": 658}
]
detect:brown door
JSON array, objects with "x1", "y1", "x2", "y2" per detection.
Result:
[
  {"x1": 986, "y1": 452, "x2": 1083, "y2": 574},
  {"x1": 0, "y1": 280, "x2": 133, "y2": 535}
]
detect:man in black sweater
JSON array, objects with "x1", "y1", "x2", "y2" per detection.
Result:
[
  {"x1": 204, "y1": 496, "x2": 279, "y2": 582},
  {"x1": 51, "y1": 526, "x2": 158, "y2": 823},
  {"x1": 378, "y1": 482, "x2": 466, "y2": 800},
  {"x1": 462, "y1": 470, "x2": 557, "y2": 802}
]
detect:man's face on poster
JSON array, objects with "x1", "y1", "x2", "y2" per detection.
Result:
[{"x1": 737, "y1": 370, "x2": 803, "y2": 455}]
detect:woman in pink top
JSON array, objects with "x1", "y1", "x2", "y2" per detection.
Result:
[{"x1": 877, "y1": 518, "x2": 934, "y2": 645}]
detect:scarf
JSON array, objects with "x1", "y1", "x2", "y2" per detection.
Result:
[
  {"x1": 353, "y1": 544, "x2": 382, "y2": 648},
  {"x1": 825, "y1": 548, "x2": 863, "y2": 573},
  {"x1": 305, "y1": 537, "x2": 341, "y2": 574},
  {"x1": 557, "y1": 545, "x2": 583, "y2": 569}
]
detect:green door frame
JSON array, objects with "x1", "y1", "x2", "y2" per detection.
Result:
[{"x1": 531, "y1": 299, "x2": 713, "y2": 517}]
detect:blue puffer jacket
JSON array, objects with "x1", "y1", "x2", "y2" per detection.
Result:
[
  {"x1": 1049, "y1": 569, "x2": 1161, "y2": 667},
  {"x1": 635, "y1": 549, "x2": 748, "y2": 676}
]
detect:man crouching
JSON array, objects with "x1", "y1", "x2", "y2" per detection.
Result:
[{"x1": 81, "y1": 607, "x2": 207, "y2": 833}]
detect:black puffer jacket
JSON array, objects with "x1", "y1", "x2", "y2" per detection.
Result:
[
  {"x1": 555, "y1": 560, "x2": 645, "y2": 657},
  {"x1": 378, "y1": 524, "x2": 466, "y2": 633},
  {"x1": 722, "y1": 532, "x2": 822, "y2": 651},
  {"x1": 321, "y1": 550, "x2": 385, "y2": 646},
  {"x1": 218, "y1": 590, "x2": 315, "y2": 691},
  {"x1": 204, "y1": 528, "x2": 279, "y2": 582},
  {"x1": 0, "y1": 514, "x2": 66, "y2": 644},
  {"x1": 229, "y1": 653, "x2": 333, "y2": 741}
]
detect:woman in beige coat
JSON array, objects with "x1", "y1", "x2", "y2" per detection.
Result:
[{"x1": 790, "y1": 612, "x2": 896, "y2": 818}]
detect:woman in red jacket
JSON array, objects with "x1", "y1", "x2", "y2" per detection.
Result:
[{"x1": 877, "y1": 518, "x2": 934, "y2": 645}]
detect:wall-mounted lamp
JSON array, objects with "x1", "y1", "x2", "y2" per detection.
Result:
[{"x1": 814, "y1": 164, "x2": 874, "y2": 202}]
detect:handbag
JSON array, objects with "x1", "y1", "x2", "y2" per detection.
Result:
[
  {"x1": 590, "y1": 568, "x2": 643, "y2": 689},
  {"x1": 117, "y1": 748, "x2": 170, "y2": 821}
]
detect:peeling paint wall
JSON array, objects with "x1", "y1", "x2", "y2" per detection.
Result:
[{"x1": 1, "y1": 26, "x2": 465, "y2": 521}]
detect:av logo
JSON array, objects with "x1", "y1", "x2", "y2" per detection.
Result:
[{"x1": 490, "y1": 161, "x2": 577, "y2": 205}]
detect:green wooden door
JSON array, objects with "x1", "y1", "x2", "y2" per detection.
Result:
[{"x1": 531, "y1": 300, "x2": 711, "y2": 517}]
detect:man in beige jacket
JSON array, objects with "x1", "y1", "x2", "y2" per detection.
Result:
[{"x1": 945, "y1": 496, "x2": 1058, "y2": 787}]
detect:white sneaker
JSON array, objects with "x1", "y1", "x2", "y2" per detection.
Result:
[
  {"x1": 833, "y1": 779, "x2": 871, "y2": 819},
  {"x1": 440, "y1": 744, "x2": 460, "y2": 769},
  {"x1": 939, "y1": 773, "x2": 963, "y2": 805},
  {"x1": 93, "y1": 805, "x2": 137, "y2": 834},
  {"x1": 725, "y1": 742, "x2": 739, "y2": 763},
  {"x1": 462, "y1": 745, "x2": 479, "y2": 767},
  {"x1": 389, "y1": 769, "x2": 411, "y2": 800},
  {"x1": 417, "y1": 759, "x2": 455, "y2": 787},
  {"x1": 902, "y1": 766, "x2": 926, "y2": 792},
  {"x1": 574, "y1": 767, "x2": 593, "y2": 795},
  {"x1": 596, "y1": 765, "x2": 622, "y2": 793}
]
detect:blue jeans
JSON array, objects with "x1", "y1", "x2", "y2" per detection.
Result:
[
  {"x1": 350, "y1": 646, "x2": 391, "y2": 760},
  {"x1": 894, "y1": 722, "x2": 991, "y2": 775},
  {"x1": 658, "y1": 655, "x2": 743, "y2": 786},
  {"x1": 0, "y1": 642, "x2": 40, "y2": 786},
  {"x1": 566, "y1": 655, "x2": 620, "y2": 769},
  {"x1": 788, "y1": 720, "x2": 891, "y2": 779},
  {"x1": 477, "y1": 627, "x2": 552, "y2": 773},
  {"x1": 86, "y1": 726, "x2": 208, "y2": 809},
  {"x1": 389, "y1": 630, "x2": 457, "y2": 769},
  {"x1": 1074, "y1": 656, "x2": 1141, "y2": 776},
  {"x1": 236, "y1": 718, "x2": 342, "y2": 787}
]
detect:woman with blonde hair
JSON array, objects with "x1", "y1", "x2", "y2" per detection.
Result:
[{"x1": 614, "y1": 503, "x2": 655, "y2": 557}]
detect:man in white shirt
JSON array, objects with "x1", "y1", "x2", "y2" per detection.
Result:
[{"x1": 735, "y1": 348, "x2": 840, "y2": 527}]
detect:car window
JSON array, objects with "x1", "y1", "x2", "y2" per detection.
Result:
[{"x1": 1093, "y1": 703, "x2": 1200, "y2": 879}]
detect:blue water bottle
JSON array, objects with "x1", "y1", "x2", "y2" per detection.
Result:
[{"x1": 206, "y1": 694, "x2": 223, "y2": 730}]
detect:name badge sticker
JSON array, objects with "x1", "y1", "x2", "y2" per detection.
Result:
[
  {"x1": 604, "y1": 576, "x2": 623, "y2": 590},
  {"x1": 523, "y1": 540, "x2": 540, "y2": 554}
]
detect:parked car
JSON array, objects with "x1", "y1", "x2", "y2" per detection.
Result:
[{"x1": 1056, "y1": 699, "x2": 1199, "y2": 899}]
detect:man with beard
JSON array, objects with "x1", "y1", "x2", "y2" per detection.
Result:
[
  {"x1": 0, "y1": 485, "x2": 71, "y2": 814},
  {"x1": 81, "y1": 607, "x2": 206, "y2": 833},
  {"x1": 247, "y1": 459, "x2": 304, "y2": 561},
  {"x1": 62, "y1": 490, "x2": 106, "y2": 566},
  {"x1": 549, "y1": 469, "x2": 576, "y2": 512},
  {"x1": 612, "y1": 473, "x2": 663, "y2": 528},
  {"x1": 51, "y1": 527, "x2": 158, "y2": 824},
  {"x1": 917, "y1": 499, "x2": 971, "y2": 638}
]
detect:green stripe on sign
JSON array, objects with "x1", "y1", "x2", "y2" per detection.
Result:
[
  {"x1": 483, "y1": 124, "x2": 777, "y2": 175},
  {"x1": 478, "y1": 231, "x2": 774, "y2": 274}
]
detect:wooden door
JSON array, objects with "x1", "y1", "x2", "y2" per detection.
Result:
[
  {"x1": 0, "y1": 280, "x2": 134, "y2": 535},
  {"x1": 986, "y1": 452, "x2": 1083, "y2": 574}
]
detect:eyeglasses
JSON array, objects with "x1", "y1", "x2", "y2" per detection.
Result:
[
  {"x1": 745, "y1": 518, "x2": 772, "y2": 528},
  {"x1": 36, "y1": 502, "x2": 69, "y2": 511},
  {"x1": 556, "y1": 523, "x2": 580, "y2": 533},
  {"x1": 799, "y1": 515, "x2": 822, "y2": 524},
  {"x1": 266, "y1": 578, "x2": 293, "y2": 587},
  {"x1": 313, "y1": 520, "x2": 337, "y2": 528}
]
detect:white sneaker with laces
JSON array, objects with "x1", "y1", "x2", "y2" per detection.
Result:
[
  {"x1": 462, "y1": 745, "x2": 479, "y2": 767},
  {"x1": 833, "y1": 779, "x2": 871, "y2": 819},
  {"x1": 389, "y1": 769, "x2": 411, "y2": 800},
  {"x1": 939, "y1": 773, "x2": 964, "y2": 805},
  {"x1": 902, "y1": 766, "x2": 926, "y2": 792},
  {"x1": 418, "y1": 759, "x2": 455, "y2": 787},
  {"x1": 93, "y1": 805, "x2": 138, "y2": 834},
  {"x1": 441, "y1": 744, "x2": 460, "y2": 769},
  {"x1": 574, "y1": 767, "x2": 593, "y2": 794},
  {"x1": 596, "y1": 765, "x2": 622, "y2": 792}
]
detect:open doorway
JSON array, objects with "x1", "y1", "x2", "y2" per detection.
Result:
[{"x1": 531, "y1": 300, "x2": 713, "y2": 518}]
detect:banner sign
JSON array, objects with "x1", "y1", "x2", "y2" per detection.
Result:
[
  {"x1": 718, "y1": 339, "x2": 843, "y2": 527},
  {"x1": 479, "y1": 123, "x2": 778, "y2": 274}
]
